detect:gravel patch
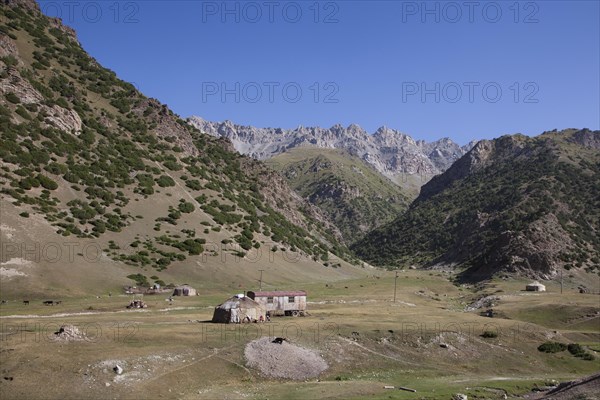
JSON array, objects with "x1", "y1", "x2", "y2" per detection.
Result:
[{"x1": 244, "y1": 337, "x2": 328, "y2": 380}]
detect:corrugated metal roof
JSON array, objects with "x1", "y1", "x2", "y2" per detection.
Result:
[{"x1": 248, "y1": 290, "x2": 306, "y2": 297}]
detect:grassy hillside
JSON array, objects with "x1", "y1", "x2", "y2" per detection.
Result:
[
  {"x1": 352, "y1": 129, "x2": 600, "y2": 282},
  {"x1": 0, "y1": 1, "x2": 359, "y2": 298},
  {"x1": 266, "y1": 148, "x2": 411, "y2": 244}
]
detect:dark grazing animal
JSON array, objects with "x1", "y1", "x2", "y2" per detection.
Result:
[
  {"x1": 23, "y1": 300, "x2": 29, "y2": 305},
  {"x1": 43, "y1": 300, "x2": 54, "y2": 306}
]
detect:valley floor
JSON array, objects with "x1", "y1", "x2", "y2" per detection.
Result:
[{"x1": 0, "y1": 271, "x2": 598, "y2": 400}]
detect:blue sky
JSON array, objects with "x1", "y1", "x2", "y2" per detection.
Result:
[{"x1": 39, "y1": 0, "x2": 599, "y2": 144}]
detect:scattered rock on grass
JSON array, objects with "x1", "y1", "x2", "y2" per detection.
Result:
[{"x1": 54, "y1": 325, "x2": 85, "y2": 341}]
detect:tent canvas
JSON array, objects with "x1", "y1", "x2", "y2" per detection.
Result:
[
  {"x1": 212, "y1": 296, "x2": 265, "y2": 323},
  {"x1": 172, "y1": 285, "x2": 197, "y2": 296},
  {"x1": 526, "y1": 281, "x2": 546, "y2": 292}
]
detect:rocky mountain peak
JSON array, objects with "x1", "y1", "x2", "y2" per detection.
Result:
[
  {"x1": 373, "y1": 126, "x2": 415, "y2": 146},
  {"x1": 346, "y1": 123, "x2": 365, "y2": 133}
]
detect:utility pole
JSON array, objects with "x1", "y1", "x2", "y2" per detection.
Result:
[
  {"x1": 560, "y1": 269, "x2": 563, "y2": 294},
  {"x1": 393, "y1": 271, "x2": 399, "y2": 303},
  {"x1": 259, "y1": 269, "x2": 265, "y2": 291}
]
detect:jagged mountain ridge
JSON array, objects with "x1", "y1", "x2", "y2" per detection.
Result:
[
  {"x1": 188, "y1": 116, "x2": 477, "y2": 178},
  {"x1": 352, "y1": 129, "x2": 600, "y2": 281}
]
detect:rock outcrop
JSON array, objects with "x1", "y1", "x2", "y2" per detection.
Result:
[{"x1": 0, "y1": 61, "x2": 83, "y2": 134}]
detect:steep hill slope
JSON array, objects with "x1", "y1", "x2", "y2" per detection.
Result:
[
  {"x1": 352, "y1": 129, "x2": 600, "y2": 281},
  {"x1": 0, "y1": 0, "x2": 359, "y2": 297},
  {"x1": 266, "y1": 148, "x2": 412, "y2": 244}
]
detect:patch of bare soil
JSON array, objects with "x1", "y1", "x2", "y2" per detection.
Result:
[
  {"x1": 86, "y1": 351, "x2": 197, "y2": 387},
  {"x1": 244, "y1": 337, "x2": 328, "y2": 380}
]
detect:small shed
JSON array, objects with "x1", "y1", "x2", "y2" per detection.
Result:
[
  {"x1": 247, "y1": 290, "x2": 307, "y2": 316},
  {"x1": 172, "y1": 284, "x2": 197, "y2": 296},
  {"x1": 526, "y1": 281, "x2": 546, "y2": 292},
  {"x1": 212, "y1": 295, "x2": 265, "y2": 324}
]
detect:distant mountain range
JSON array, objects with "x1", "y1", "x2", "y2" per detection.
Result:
[{"x1": 188, "y1": 117, "x2": 477, "y2": 179}]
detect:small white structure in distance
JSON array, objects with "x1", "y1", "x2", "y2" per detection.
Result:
[{"x1": 526, "y1": 281, "x2": 546, "y2": 292}]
